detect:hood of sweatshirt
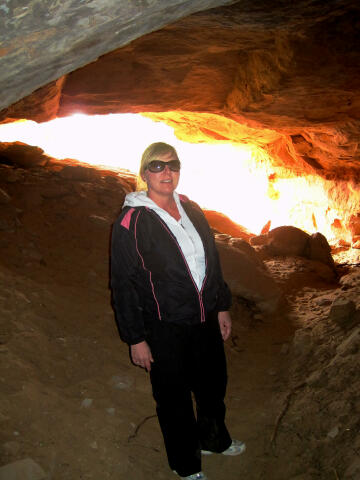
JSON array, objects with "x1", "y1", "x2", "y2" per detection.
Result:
[{"x1": 123, "y1": 190, "x2": 182, "y2": 225}]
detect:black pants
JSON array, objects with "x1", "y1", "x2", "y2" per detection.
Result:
[{"x1": 147, "y1": 314, "x2": 232, "y2": 477}]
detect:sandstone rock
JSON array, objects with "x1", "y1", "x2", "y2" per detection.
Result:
[
  {"x1": 329, "y1": 298, "x2": 357, "y2": 329},
  {"x1": 308, "y1": 232, "x2": 335, "y2": 270},
  {"x1": 217, "y1": 241, "x2": 281, "y2": 313},
  {"x1": 204, "y1": 210, "x2": 254, "y2": 241},
  {"x1": 339, "y1": 269, "x2": 360, "y2": 291},
  {"x1": 314, "y1": 296, "x2": 332, "y2": 306},
  {"x1": 0, "y1": 0, "x2": 234, "y2": 113},
  {"x1": 336, "y1": 327, "x2": 360, "y2": 356},
  {"x1": 292, "y1": 329, "x2": 313, "y2": 358},
  {"x1": 336, "y1": 238, "x2": 351, "y2": 248},
  {"x1": 40, "y1": 185, "x2": 72, "y2": 199},
  {"x1": 266, "y1": 226, "x2": 310, "y2": 257},
  {"x1": 229, "y1": 238, "x2": 264, "y2": 268},
  {"x1": 0, "y1": 142, "x2": 49, "y2": 168},
  {"x1": 348, "y1": 214, "x2": 360, "y2": 237},
  {"x1": 59, "y1": 165, "x2": 98, "y2": 181},
  {"x1": 306, "y1": 369, "x2": 328, "y2": 388},
  {"x1": 0, "y1": 458, "x2": 46, "y2": 480},
  {"x1": 2, "y1": 168, "x2": 24, "y2": 183},
  {"x1": 214, "y1": 233, "x2": 231, "y2": 242},
  {"x1": 0, "y1": 1, "x2": 358, "y2": 195},
  {"x1": 249, "y1": 234, "x2": 268, "y2": 247}
]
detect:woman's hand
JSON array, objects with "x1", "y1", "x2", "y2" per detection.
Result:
[
  {"x1": 218, "y1": 311, "x2": 232, "y2": 341},
  {"x1": 130, "y1": 341, "x2": 154, "y2": 372}
]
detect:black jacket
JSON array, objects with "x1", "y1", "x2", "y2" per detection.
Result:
[{"x1": 110, "y1": 196, "x2": 231, "y2": 345}]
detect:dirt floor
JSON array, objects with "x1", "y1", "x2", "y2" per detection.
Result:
[{"x1": 1, "y1": 160, "x2": 360, "y2": 479}]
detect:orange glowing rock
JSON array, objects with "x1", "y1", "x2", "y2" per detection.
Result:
[{"x1": 203, "y1": 210, "x2": 255, "y2": 241}]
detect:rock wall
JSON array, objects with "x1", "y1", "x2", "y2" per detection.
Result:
[{"x1": 1, "y1": 1, "x2": 359, "y2": 185}]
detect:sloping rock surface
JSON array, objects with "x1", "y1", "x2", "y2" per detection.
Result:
[{"x1": 0, "y1": 1, "x2": 359, "y2": 183}]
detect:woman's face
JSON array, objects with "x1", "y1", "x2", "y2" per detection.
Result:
[{"x1": 142, "y1": 151, "x2": 180, "y2": 197}]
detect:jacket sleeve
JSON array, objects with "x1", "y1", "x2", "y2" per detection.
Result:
[
  {"x1": 215, "y1": 262, "x2": 232, "y2": 312},
  {"x1": 212, "y1": 237, "x2": 232, "y2": 312},
  {"x1": 110, "y1": 217, "x2": 146, "y2": 345}
]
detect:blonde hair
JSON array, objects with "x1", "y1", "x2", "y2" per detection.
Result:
[{"x1": 136, "y1": 142, "x2": 179, "y2": 191}]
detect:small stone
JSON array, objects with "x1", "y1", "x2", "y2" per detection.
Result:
[
  {"x1": 0, "y1": 458, "x2": 46, "y2": 480},
  {"x1": 3, "y1": 441, "x2": 20, "y2": 456},
  {"x1": 280, "y1": 343, "x2": 289, "y2": 354},
  {"x1": 81, "y1": 398, "x2": 93, "y2": 408},
  {"x1": 106, "y1": 408, "x2": 115, "y2": 415},
  {"x1": 328, "y1": 297, "x2": 357, "y2": 329},
  {"x1": 90, "y1": 441, "x2": 98, "y2": 449},
  {"x1": 327, "y1": 425, "x2": 340, "y2": 439},
  {"x1": 315, "y1": 296, "x2": 332, "y2": 306},
  {"x1": 108, "y1": 375, "x2": 133, "y2": 390}
]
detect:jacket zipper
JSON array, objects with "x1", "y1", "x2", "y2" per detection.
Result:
[{"x1": 149, "y1": 209, "x2": 207, "y2": 322}]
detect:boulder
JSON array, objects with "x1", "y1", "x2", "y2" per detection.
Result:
[
  {"x1": 217, "y1": 241, "x2": 281, "y2": 314},
  {"x1": 266, "y1": 226, "x2": 310, "y2": 257},
  {"x1": 308, "y1": 232, "x2": 336, "y2": 271},
  {"x1": 204, "y1": 210, "x2": 254, "y2": 241}
]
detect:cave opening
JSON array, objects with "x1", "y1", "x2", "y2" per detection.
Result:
[{"x1": 0, "y1": 112, "x2": 358, "y2": 251}]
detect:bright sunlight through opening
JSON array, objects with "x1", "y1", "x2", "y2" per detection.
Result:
[{"x1": 0, "y1": 113, "x2": 349, "y2": 241}]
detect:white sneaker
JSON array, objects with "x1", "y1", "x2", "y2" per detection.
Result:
[
  {"x1": 179, "y1": 472, "x2": 208, "y2": 480},
  {"x1": 201, "y1": 439, "x2": 246, "y2": 456}
]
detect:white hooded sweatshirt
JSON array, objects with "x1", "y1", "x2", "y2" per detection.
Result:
[{"x1": 123, "y1": 191, "x2": 206, "y2": 290}]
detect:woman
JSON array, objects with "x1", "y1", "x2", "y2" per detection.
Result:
[{"x1": 111, "y1": 142, "x2": 245, "y2": 480}]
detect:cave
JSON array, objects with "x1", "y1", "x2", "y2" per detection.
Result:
[{"x1": 0, "y1": 1, "x2": 360, "y2": 479}]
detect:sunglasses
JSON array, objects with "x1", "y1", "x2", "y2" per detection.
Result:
[{"x1": 147, "y1": 159, "x2": 181, "y2": 173}]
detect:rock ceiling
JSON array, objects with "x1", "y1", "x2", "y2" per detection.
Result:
[{"x1": 1, "y1": 0, "x2": 360, "y2": 182}]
